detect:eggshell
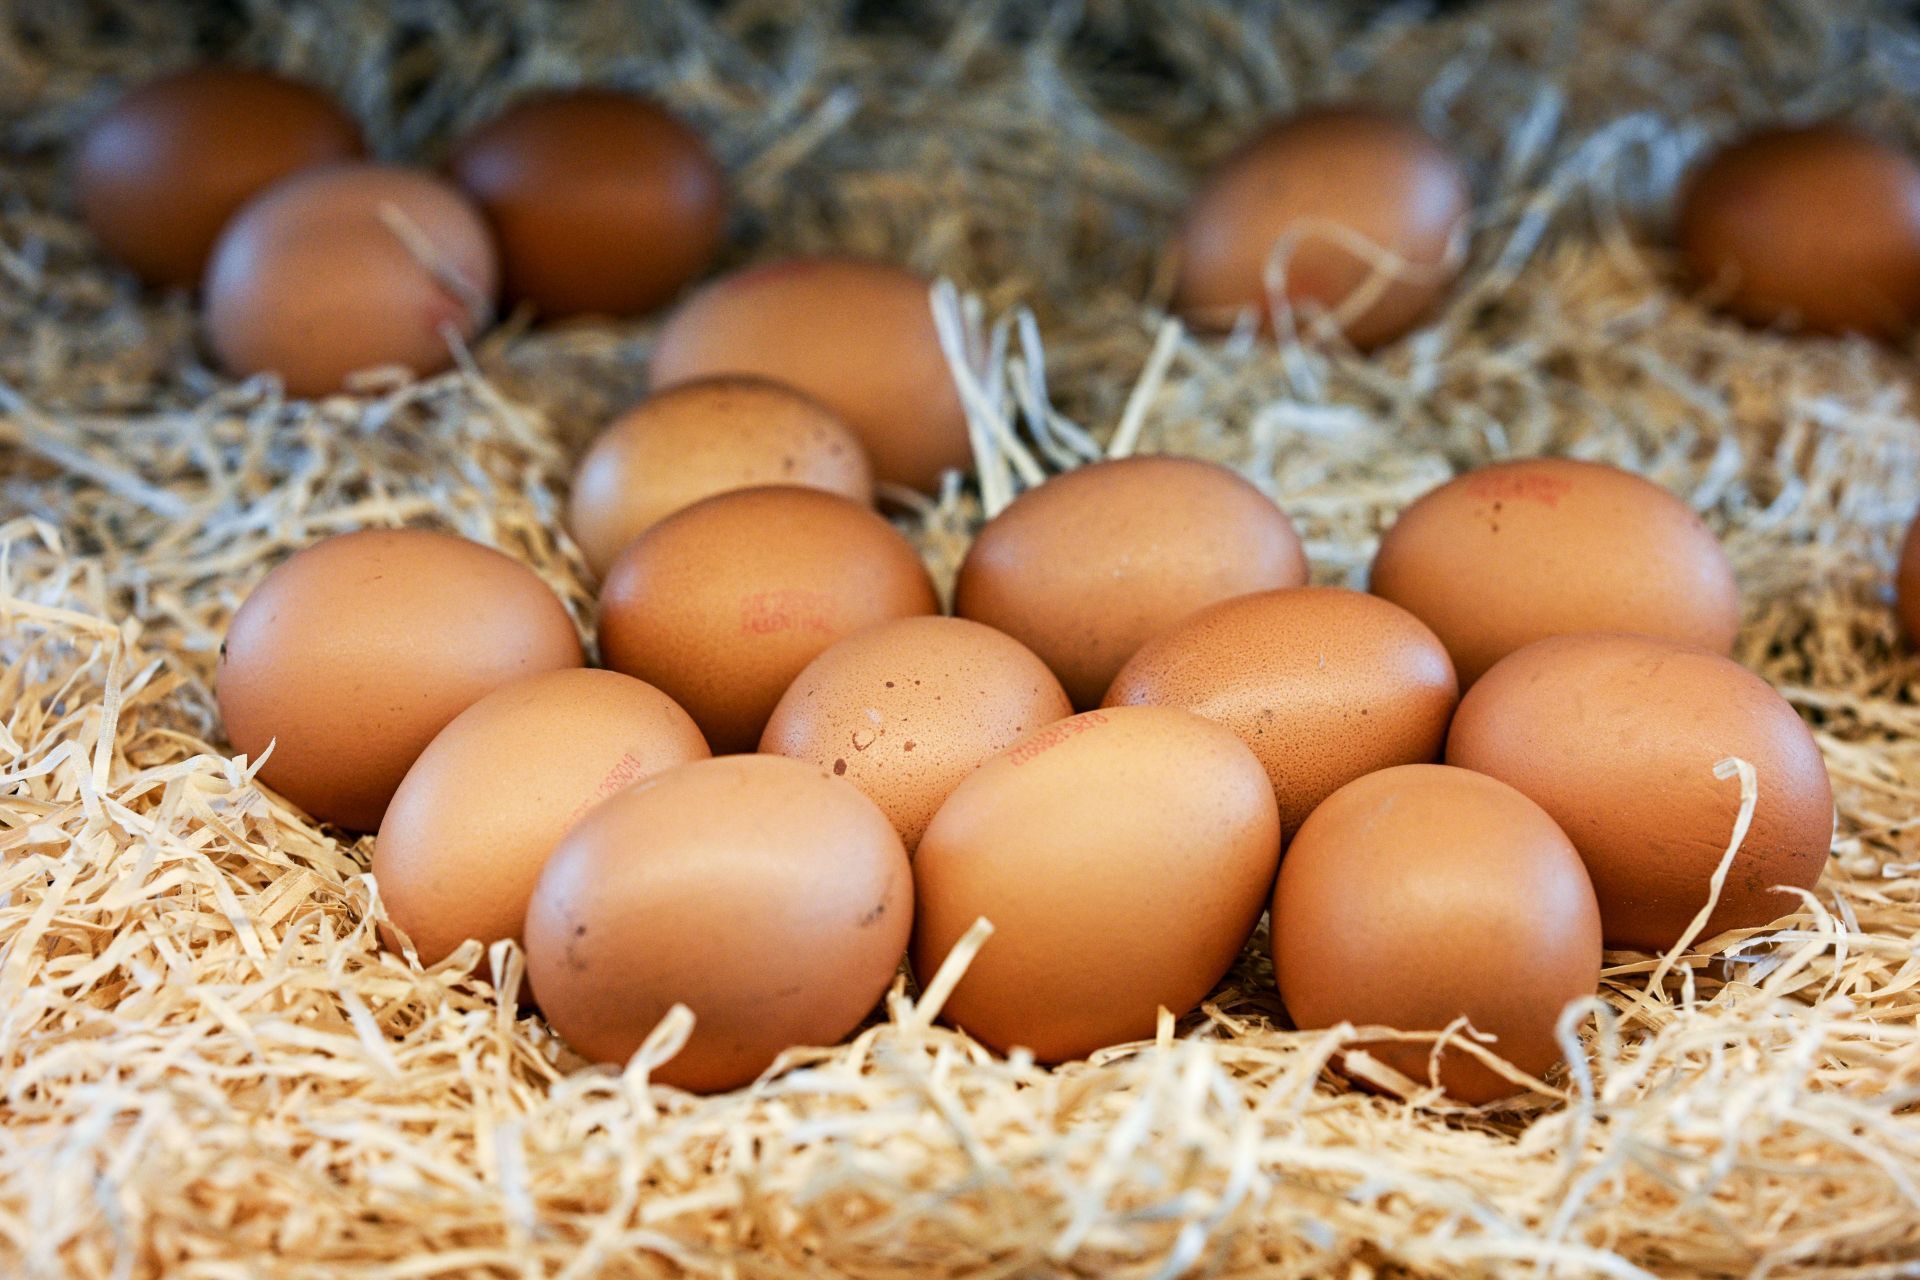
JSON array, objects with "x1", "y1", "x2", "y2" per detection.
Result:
[
  {"x1": 374, "y1": 668, "x2": 709, "y2": 968},
  {"x1": 760, "y1": 616, "x2": 1072, "y2": 850},
  {"x1": 597, "y1": 486, "x2": 939, "y2": 753},
  {"x1": 1174, "y1": 105, "x2": 1470, "y2": 349},
  {"x1": 1678, "y1": 122, "x2": 1920, "y2": 338},
  {"x1": 217, "y1": 528, "x2": 584, "y2": 832},
  {"x1": 955, "y1": 456, "x2": 1308, "y2": 708},
  {"x1": 648, "y1": 257, "x2": 970, "y2": 492},
  {"x1": 450, "y1": 89, "x2": 727, "y2": 317},
  {"x1": 1446, "y1": 632, "x2": 1833, "y2": 951},
  {"x1": 523, "y1": 754, "x2": 912, "y2": 1091},
  {"x1": 912, "y1": 706, "x2": 1281, "y2": 1062},
  {"x1": 1897, "y1": 509, "x2": 1920, "y2": 645},
  {"x1": 1272, "y1": 764, "x2": 1602, "y2": 1105},
  {"x1": 203, "y1": 164, "x2": 499, "y2": 396},
  {"x1": 75, "y1": 65, "x2": 365, "y2": 287},
  {"x1": 1369, "y1": 458, "x2": 1739, "y2": 687},
  {"x1": 1104, "y1": 587, "x2": 1457, "y2": 840},
  {"x1": 567, "y1": 377, "x2": 874, "y2": 579}
]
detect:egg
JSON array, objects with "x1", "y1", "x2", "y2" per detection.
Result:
[
  {"x1": 217, "y1": 528, "x2": 583, "y2": 831},
  {"x1": 1896, "y1": 509, "x2": 1920, "y2": 645},
  {"x1": 649, "y1": 257, "x2": 970, "y2": 492},
  {"x1": 450, "y1": 89, "x2": 727, "y2": 318},
  {"x1": 567, "y1": 377, "x2": 874, "y2": 579},
  {"x1": 1447, "y1": 632, "x2": 1833, "y2": 951},
  {"x1": 760, "y1": 616, "x2": 1072, "y2": 851},
  {"x1": 1272, "y1": 764, "x2": 1602, "y2": 1105},
  {"x1": 912, "y1": 706, "x2": 1280, "y2": 1062},
  {"x1": 597, "y1": 486, "x2": 939, "y2": 753},
  {"x1": 203, "y1": 164, "x2": 499, "y2": 396},
  {"x1": 524, "y1": 754, "x2": 912, "y2": 1090},
  {"x1": 74, "y1": 65, "x2": 365, "y2": 287},
  {"x1": 955, "y1": 456, "x2": 1308, "y2": 708},
  {"x1": 1678, "y1": 122, "x2": 1920, "y2": 338},
  {"x1": 1173, "y1": 105, "x2": 1470, "y2": 349},
  {"x1": 374, "y1": 668, "x2": 708, "y2": 968},
  {"x1": 1104, "y1": 587, "x2": 1457, "y2": 840},
  {"x1": 1370, "y1": 458, "x2": 1739, "y2": 687}
]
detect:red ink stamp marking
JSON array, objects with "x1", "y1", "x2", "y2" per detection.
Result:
[
  {"x1": 1462, "y1": 471, "x2": 1574, "y2": 508},
  {"x1": 560, "y1": 751, "x2": 653, "y2": 830},
  {"x1": 739, "y1": 589, "x2": 837, "y2": 637},
  {"x1": 1007, "y1": 711, "x2": 1109, "y2": 766}
]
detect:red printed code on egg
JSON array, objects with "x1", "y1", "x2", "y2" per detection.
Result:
[
  {"x1": 1462, "y1": 471, "x2": 1574, "y2": 507},
  {"x1": 1006, "y1": 711, "x2": 1108, "y2": 766},
  {"x1": 739, "y1": 589, "x2": 837, "y2": 636}
]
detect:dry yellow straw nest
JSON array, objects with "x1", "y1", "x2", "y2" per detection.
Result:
[{"x1": 4, "y1": 0, "x2": 1920, "y2": 1274}]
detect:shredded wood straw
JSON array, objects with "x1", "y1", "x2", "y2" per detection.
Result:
[{"x1": 4, "y1": 0, "x2": 1920, "y2": 1274}]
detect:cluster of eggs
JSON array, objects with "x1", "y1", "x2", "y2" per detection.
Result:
[{"x1": 79, "y1": 67, "x2": 1908, "y2": 1103}]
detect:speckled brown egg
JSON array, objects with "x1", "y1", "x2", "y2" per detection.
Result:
[
  {"x1": 1678, "y1": 122, "x2": 1920, "y2": 338},
  {"x1": 912, "y1": 706, "x2": 1280, "y2": 1062},
  {"x1": 760, "y1": 616, "x2": 1072, "y2": 851},
  {"x1": 1447, "y1": 632, "x2": 1833, "y2": 952},
  {"x1": 524, "y1": 754, "x2": 911, "y2": 1090},
  {"x1": 597, "y1": 486, "x2": 938, "y2": 753},
  {"x1": 567, "y1": 377, "x2": 874, "y2": 579},
  {"x1": 1174, "y1": 105, "x2": 1471, "y2": 349},
  {"x1": 450, "y1": 89, "x2": 727, "y2": 318},
  {"x1": 648, "y1": 257, "x2": 970, "y2": 492},
  {"x1": 217, "y1": 528, "x2": 584, "y2": 832},
  {"x1": 203, "y1": 164, "x2": 498, "y2": 396},
  {"x1": 1105, "y1": 587, "x2": 1457, "y2": 840},
  {"x1": 1273, "y1": 764, "x2": 1602, "y2": 1105},
  {"x1": 374, "y1": 668, "x2": 708, "y2": 968},
  {"x1": 1896, "y1": 509, "x2": 1920, "y2": 645},
  {"x1": 1370, "y1": 458, "x2": 1739, "y2": 687},
  {"x1": 75, "y1": 65, "x2": 365, "y2": 288},
  {"x1": 955, "y1": 456, "x2": 1308, "y2": 708}
]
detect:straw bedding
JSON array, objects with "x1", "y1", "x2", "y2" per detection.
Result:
[{"x1": 3, "y1": 0, "x2": 1919, "y2": 1274}]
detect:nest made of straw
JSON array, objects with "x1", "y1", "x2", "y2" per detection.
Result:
[{"x1": 4, "y1": 0, "x2": 1920, "y2": 1275}]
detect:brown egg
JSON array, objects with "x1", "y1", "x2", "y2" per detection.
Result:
[
  {"x1": 1272, "y1": 764, "x2": 1602, "y2": 1105},
  {"x1": 217, "y1": 528, "x2": 584, "y2": 832},
  {"x1": 955, "y1": 456, "x2": 1308, "y2": 708},
  {"x1": 649, "y1": 257, "x2": 970, "y2": 492},
  {"x1": 1104, "y1": 587, "x2": 1457, "y2": 840},
  {"x1": 1678, "y1": 122, "x2": 1920, "y2": 338},
  {"x1": 203, "y1": 164, "x2": 499, "y2": 397},
  {"x1": 524, "y1": 754, "x2": 911, "y2": 1090},
  {"x1": 760, "y1": 616, "x2": 1072, "y2": 851},
  {"x1": 1370, "y1": 458, "x2": 1739, "y2": 687},
  {"x1": 567, "y1": 377, "x2": 874, "y2": 579},
  {"x1": 1174, "y1": 105, "x2": 1471, "y2": 349},
  {"x1": 450, "y1": 89, "x2": 727, "y2": 318},
  {"x1": 597, "y1": 486, "x2": 938, "y2": 753},
  {"x1": 75, "y1": 65, "x2": 365, "y2": 287},
  {"x1": 912, "y1": 706, "x2": 1280, "y2": 1062},
  {"x1": 374, "y1": 668, "x2": 709, "y2": 968},
  {"x1": 1897, "y1": 510, "x2": 1920, "y2": 645},
  {"x1": 1447, "y1": 632, "x2": 1833, "y2": 952}
]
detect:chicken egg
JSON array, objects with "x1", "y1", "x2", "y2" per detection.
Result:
[
  {"x1": 567, "y1": 376, "x2": 873, "y2": 579},
  {"x1": 524, "y1": 754, "x2": 912, "y2": 1091},
  {"x1": 217, "y1": 528, "x2": 584, "y2": 832},
  {"x1": 597, "y1": 486, "x2": 938, "y2": 753}
]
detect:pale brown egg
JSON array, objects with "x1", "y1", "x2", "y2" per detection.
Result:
[
  {"x1": 912, "y1": 706, "x2": 1280, "y2": 1062},
  {"x1": 1446, "y1": 632, "x2": 1833, "y2": 952},
  {"x1": 567, "y1": 377, "x2": 874, "y2": 579},
  {"x1": 1897, "y1": 509, "x2": 1920, "y2": 645},
  {"x1": 203, "y1": 164, "x2": 499, "y2": 396},
  {"x1": 374, "y1": 668, "x2": 709, "y2": 968},
  {"x1": 597, "y1": 486, "x2": 938, "y2": 753},
  {"x1": 1272, "y1": 764, "x2": 1602, "y2": 1105},
  {"x1": 75, "y1": 65, "x2": 365, "y2": 287},
  {"x1": 217, "y1": 528, "x2": 584, "y2": 832},
  {"x1": 1370, "y1": 458, "x2": 1740, "y2": 687},
  {"x1": 450, "y1": 89, "x2": 727, "y2": 318},
  {"x1": 1104, "y1": 587, "x2": 1457, "y2": 840},
  {"x1": 1678, "y1": 122, "x2": 1920, "y2": 338},
  {"x1": 1174, "y1": 105, "x2": 1470, "y2": 349},
  {"x1": 760, "y1": 616, "x2": 1072, "y2": 851},
  {"x1": 524, "y1": 754, "x2": 911, "y2": 1090},
  {"x1": 955, "y1": 456, "x2": 1308, "y2": 708},
  {"x1": 648, "y1": 257, "x2": 970, "y2": 492}
]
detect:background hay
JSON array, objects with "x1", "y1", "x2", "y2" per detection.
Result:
[{"x1": 3, "y1": 0, "x2": 1920, "y2": 1274}]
